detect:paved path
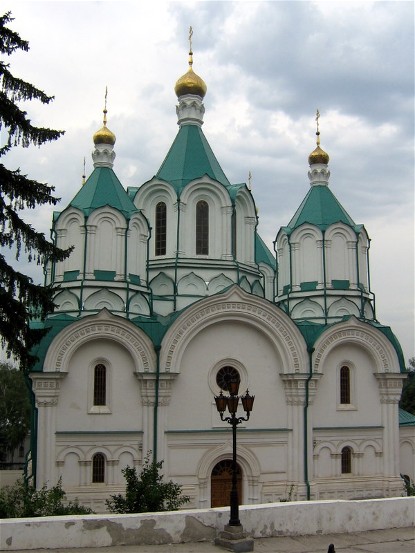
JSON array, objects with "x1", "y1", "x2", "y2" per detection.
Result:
[{"x1": 10, "y1": 527, "x2": 414, "y2": 553}]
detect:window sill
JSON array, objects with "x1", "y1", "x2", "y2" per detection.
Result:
[{"x1": 89, "y1": 406, "x2": 111, "y2": 414}]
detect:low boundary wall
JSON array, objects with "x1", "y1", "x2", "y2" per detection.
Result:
[{"x1": 1, "y1": 497, "x2": 414, "y2": 550}]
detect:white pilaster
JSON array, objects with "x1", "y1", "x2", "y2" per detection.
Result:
[{"x1": 30, "y1": 373, "x2": 66, "y2": 488}]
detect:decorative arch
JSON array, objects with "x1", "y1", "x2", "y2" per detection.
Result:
[
  {"x1": 57, "y1": 446, "x2": 83, "y2": 464},
  {"x1": 127, "y1": 212, "x2": 149, "y2": 278},
  {"x1": 43, "y1": 308, "x2": 156, "y2": 374},
  {"x1": 290, "y1": 225, "x2": 323, "y2": 288},
  {"x1": 180, "y1": 177, "x2": 230, "y2": 207},
  {"x1": 291, "y1": 299, "x2": 324, "y2": 320},
  {"x1": 133, "y1": 178, "x2": 177, "y2": 211},
  {"x1": 150, "y1": 272, "x2": 175, "y2": 295},
  {"x1": 234, "y1": 187, "x2": 257, "y2": 265},
  {"x1": 128, "y1": 292, "x2": 150, "y2": 316},
  {"x1": 313, "y1": 317, "x2": 399, "y2": 374},
  {"x1": 196, "y1": 441, "x2": 261, "y2": 481},
  {"x1": 160, "y1": 285, "x2": 307, "y2": 374},
  {"x1": 180, "y1": 178, "x2": 232, "y2": 259},
  {"x1": 208, "y1": 274, "x2": 234, "y2": 294},
  {"x1": 84, "y1": 289, "x2": 124, "y2": 312},
  {"x1": 328, "y1": 298, "x2": 360, "y2": 318},
  {"x1": 178, "y1": 272, "x2": 207, "y2": 296},
  {"x1": 54, "y1": 208, "x2": 85, "y2": 277},
  {"x1": 85, "y1": 446, "x2": 112, "y2": 462},
  {"x1": 54, "y1": 290, "x2": 80, "y2": 312},
  {"x1": 87, "y1": 206, "x2": 128, "y2": 230}
]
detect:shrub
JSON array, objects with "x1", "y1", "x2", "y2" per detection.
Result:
[
  {"x1": 106, "y1": 452, "x2": 190, "y2": 513},
  {"x1": 0, "y1": 477, "x2": 93, "y2": 518}
]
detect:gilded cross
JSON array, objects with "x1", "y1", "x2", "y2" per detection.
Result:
[{"x1": 189, "y1": 26, "x2": 193, "y2": 52}]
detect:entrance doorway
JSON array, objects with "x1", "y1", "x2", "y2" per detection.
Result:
[{"x1": 211, "y1": 459, "x2": 242, "y2": 508}]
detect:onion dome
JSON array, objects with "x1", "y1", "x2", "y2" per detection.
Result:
[
  {"x1": 308, "y1": 109, "x2": 329, "y2": 165},
  {"x1": 175, "y1": 27, "x2": 207, "y2": 98},
  {"x1": 309, "y1": 145, "x2": 329, "y2": 165},
  {"x1": 93, "y1": 93, "x2": 116, "y2": 146}
]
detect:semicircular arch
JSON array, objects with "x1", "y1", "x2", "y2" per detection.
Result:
[
  {"x1": 197, "y1": 442, "x2": 261, "y2": 481},
  {"x1": 313, "y1": 317, "x2": 399, "y2": 374},
  {"x1": 43, "y1": 309, "x2": 156, "y2": 374},
  {"x1": 160, "y1": 285, "x2": 307, "y2": 374}
]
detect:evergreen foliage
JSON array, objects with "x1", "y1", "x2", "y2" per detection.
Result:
[
  {"x1": 0, "y1": 477, "x2": 93, "y2": 518},
  {"x1": 0, "y1": 362, "x2": 30, "y2": 458},
  {"x1": 106, "y1": 452, "x2": 190, "y2": 513},
  {"x1": 400, "y1": 357, "x2": 415, "y2": 416},
  {"x1": 0, "y1": 12, "x2": 71, "y2": 370}
]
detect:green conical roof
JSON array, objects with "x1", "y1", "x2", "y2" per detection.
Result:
[
  {"x1": 255, "y1": 233, "x2": 276, "y2": 268},
  {"x1": 156, "y1": 124, "x2": 230, "y2": 192},
  {"x1": 285, "y1": 184, "x2": 356, "y2": 233},
  {"x1": 68, "y1": 167, "x2": 138, "y2": 219}
]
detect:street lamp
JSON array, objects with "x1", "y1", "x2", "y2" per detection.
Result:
[{"x1": 214, "y1": 376, "x2": 254, "y2": 527}]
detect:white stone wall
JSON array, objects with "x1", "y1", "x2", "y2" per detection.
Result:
[{"x1": 1, "y1": 497, "x2": 413, "y2": 550}]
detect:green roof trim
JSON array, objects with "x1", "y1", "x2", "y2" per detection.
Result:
[
  {"x1": 399, "y1": 408, "x2": 415, "y2": 426},
  {"x1": 65, "y1": 166, "x2": 138, "y2": 219},
  {"x1": 255, "y1": 233, "x2": 276, "y2": 268},
  {"x1": 285, "y1": 184, "x2": 357, "y2": 233},
  {"x1": 295, "y1": 317, "x2": 405, "y2": 371},
  {"x1": 156, "y1": 124, "x2": 230, "y2": 192},
  {"x1": 30, "y1": 314, "x2": 78, "y2": 372},
  {"x1": 295, "y1": 320, "x2": 327, "y2": 350}
]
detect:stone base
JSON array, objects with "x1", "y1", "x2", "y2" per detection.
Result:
[{"x1": 215, "y1": 524, "x2": 254, "y2": 552}]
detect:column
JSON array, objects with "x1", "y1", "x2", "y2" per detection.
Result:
[
  {"x1": 281, "y1": 374, "x2": 321, "y2": 489},
  {"x1": 84, "y1": 224, "x2": 96, "y2": 279},
  {"x1": 31, "y1": 373, "x2": 65, "y2": 488},
  {"x1": 115, "y1": 227, "x2": 125, "y2": 280},
  {"x1": 375, "y1": 373, "x2": 406, "y2": 476}
]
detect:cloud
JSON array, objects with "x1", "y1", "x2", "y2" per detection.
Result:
[{"x1": 3, "y1": 0, "x2": 414, "y2": 360}]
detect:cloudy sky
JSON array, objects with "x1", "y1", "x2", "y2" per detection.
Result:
[{"x1": 3, "y1": 1, "x2": 414, "y2": 363}]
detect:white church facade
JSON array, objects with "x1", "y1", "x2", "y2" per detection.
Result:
[{"x1": 28, "y1": 44, "x2": 414, "y2": 512}]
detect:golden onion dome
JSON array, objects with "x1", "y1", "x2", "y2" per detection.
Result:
[
  {"x1": 308, "y1": 109, "x2": 329, "y2": 165},
  {"x1": 93, "y1": 106, "x2": 116, "y2": 146},
  {"x1": 308, "y1": 145, "x2": 329, "y2": 165},
  {"x1": 175, "y1": 50, "x2": 207, "y2": 99}
]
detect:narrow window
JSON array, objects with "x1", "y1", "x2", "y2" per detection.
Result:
[
  {"x1": 340, "y1": 365, "x2": 350, "y2": 404},
  {"x1": 92, "y1": 453, "x2": 105, "y2": 483},
  {"x1": 341, "y1": 446, "x2": 352, "y2": 474},
  {"x1": 196, "y1": 200, "x2": 209, "y2": 255},
  {"x1": 155, "y1": 202, "x2": 167, "y2": 256},
  {"x1": 94, "y1": 364, "x2": 106, "y2": 406}
]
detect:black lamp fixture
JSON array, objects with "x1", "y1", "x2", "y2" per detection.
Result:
[{"x1": 214, "y1": 376, "x2": 255, "y2": 527}]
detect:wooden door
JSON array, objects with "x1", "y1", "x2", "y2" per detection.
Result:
[{"x1": 211, "y1": 460, "x2": 242, "y2": 508}]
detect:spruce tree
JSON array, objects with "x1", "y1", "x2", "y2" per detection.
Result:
[{"x1": 0, "y1": 12, "x2": 71, "y2": 370}]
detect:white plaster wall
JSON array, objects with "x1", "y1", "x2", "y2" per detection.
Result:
[
  {"x1": 166, "y1": 319, "x2": 286, "y2": 431},
  {"x1": 312, "y1": 343, "x2": 382, "y2": 428},
  {"x1": 56, "y1": 338, "x2": 141, "y2": 432},
  {"x1": 1, "y1": 498, "x2": 413, "y2": 550}
]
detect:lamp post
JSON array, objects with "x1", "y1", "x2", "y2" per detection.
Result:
[{"x1": 214, "y1": 376, "x2": 254, "y2": 527}]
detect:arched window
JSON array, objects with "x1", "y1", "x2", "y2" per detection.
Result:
[
  {"x1": 341, "y1": 446, "x2": 352, "y2": 474},
  {"x1": 155, "y1": 202, "x2": 167, "y2": 256},
  {"x1": 340, "y1": 365, "x2": 350, "y2": 404},
  {"x1": 93, "y1": 363, "x2": 106, "y2": 406},
  {"x1": 196, "y1": 200, "x2": 209, "y2": 255},
  {"x1": 92, "y1": 453, "x2": 105, "y2": 483}
]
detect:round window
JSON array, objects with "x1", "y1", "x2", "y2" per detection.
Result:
[{"x1": 216, "y1": 366, "x2": 240, "y2": 391}]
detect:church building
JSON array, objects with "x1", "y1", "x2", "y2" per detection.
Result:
[{"x1": 28, "y1": 41, "x2": 414, "y2": 512}]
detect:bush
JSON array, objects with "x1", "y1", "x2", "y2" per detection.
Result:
[
  {"x1": 0, "y1": 477, "x2": 93, "y2": 518},
  {"x1": 106, "y1": 452, "x2": 190, "y2": 513}
]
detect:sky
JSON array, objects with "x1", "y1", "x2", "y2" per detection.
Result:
[{"x1": 2, "y1": 0, "x2": 414, "y2": 363}]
